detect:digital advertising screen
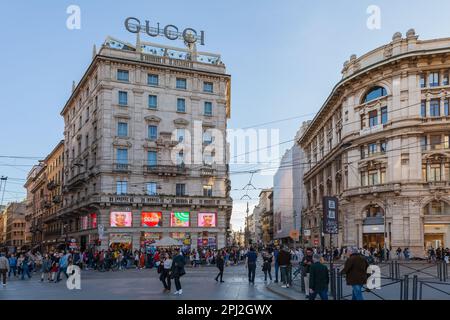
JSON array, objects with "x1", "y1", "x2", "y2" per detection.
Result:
[
  {"x1": 170, "y1": 212, "x2": 190, "y2": 227},
  {"x1": 141, "y1": 212, "x2": 162, "y2": 227},
  {"x1": 110, "y1": 212, "x2": 132, "y2": 227},
  {"x1": 198, "y1": 213, "x2": 217, "y2": 227}
]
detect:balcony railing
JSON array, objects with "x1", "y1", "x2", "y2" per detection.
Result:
[
  {"x1": 360, "y1": 124, "x2": 384, "y2": 137},
  {"x1": 343, "y1": 183, "x2": 401, "y2": 197},
  {"x1": 113, "y1": 163, "x2": 130, "y2": 172},
  {"x1": 144, "y1": 165, "x2": 187, "y2": 176},
  {"x1": 200, "y1": 167, "x2": 216, "y2": 176}
]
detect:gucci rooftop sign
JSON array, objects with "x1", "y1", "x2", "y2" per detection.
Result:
[{"x1": 125, "y1": 17, "x2": 205, "y2": 45}]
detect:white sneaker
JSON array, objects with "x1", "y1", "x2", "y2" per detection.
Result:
[
  {"x1": 173, "y1": 290, "x2": 180, "y2": 295},
  {"x1": 178, "y1": 289, "x2": 183, "y2": 295},
  {"x1": 281, "y1": 285, "x2": 287, "y2": 288}
]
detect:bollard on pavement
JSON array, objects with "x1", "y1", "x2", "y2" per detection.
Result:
[
  {"x1": 412, "y1": 275, "x2": 418, "y2": 300},
  {"x1": 403, "y1": 275, "x2": 409, "y2": 300}
]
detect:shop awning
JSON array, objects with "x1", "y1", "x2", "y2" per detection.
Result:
[{"x1": 153, "y1": 237, "x2": 182, "y2": 247}]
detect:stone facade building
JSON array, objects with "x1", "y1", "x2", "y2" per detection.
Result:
[
  {"x1": 58, "y1": 36, "x2": 232, "y2": 252},
  {"x1": 298, "y1": 30, "x2": 450, "y2": 257},
  {"x1": 3, "y1": 202, "x2": 27, "y2": 248}
]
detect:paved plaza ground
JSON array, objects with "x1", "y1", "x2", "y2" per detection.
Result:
[{"x1": 1, "y1": 261, "x2": 449, "y2": 300}]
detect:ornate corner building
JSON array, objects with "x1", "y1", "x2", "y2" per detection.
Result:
[
  {"x1": 57, "y1": 36, "x2": 232, "y2": 251},
  {"x1": 298, "y1": 29, "x2": 450, "y2": 257}
]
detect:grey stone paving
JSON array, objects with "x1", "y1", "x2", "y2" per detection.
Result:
[{"x1": 0, "y1": 263, "x2": 284, "y2": 300}]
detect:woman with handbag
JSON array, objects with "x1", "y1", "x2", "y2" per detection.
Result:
[{"x1": 171, "y1": 248, "x2": 186, "y2": 295}]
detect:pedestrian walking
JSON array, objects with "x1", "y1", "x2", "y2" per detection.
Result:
[
  {"x1": 40, "y1": 253, "x2": 52, "y2": 282},
  {"x1": 278, "y1": 246, "x2": 291, "y2": 288},
  {"x1": 262, "y1": 249, "x2": 273, "y2": 282},
  {"x1": 341, "y1": 247, "x2": 369, "y2": 300},
  {"x1": 308, "y1": 254, "x2": 329, "y2": 300},
  {"x1": 159, "y1": 253, "x2": 172, "y2": 292},
  {"x1": 0, "y1": 252, "x2": 10, "y2": 287},
  {"x1": 245, "y1": 247, "x2": 258, "y2": 284},
  {"x1": 301, "y1": 248, "x2": 314, "y2": 298},
  {"x1": 273, "y1": 246, "x2": 280, "y2": 283},
  {"x1": 21, "y1": 256, "x2": 32, "y2": 280},
  {"x1": 56, "y1": 252, "x2": 70, "y2": 282},
  {"x1": 8, "y1": 253, "x2": 17, "y2": 278},
  {"x1": 171, "y1": 248, "x2": 186, "y2": 295},
  {"x1": 215, "y1": 252, "x2": 225, "y2": 283}
]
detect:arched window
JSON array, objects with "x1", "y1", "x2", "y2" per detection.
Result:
[
  {"x1": 364, "y1": 204, "x2": 384, "y2": 218},
  {"x1": 424, "y1": 201, "x2": 450, "y2": 215},
  {"x1": 363, "y1": 86, "x2": 387, "y2": 103}
]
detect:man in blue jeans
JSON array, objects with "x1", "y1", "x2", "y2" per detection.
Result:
[
  {"x1": 273, "y1": 247, "x2": 279, "y2": 283},
  {"x1": 8, "y1": 253, "x2": 17, "y2": 278},
  {"x1": 246, "y1": 247, "x2": 257, "y2": 284},
  {"x1": 341, "y1": 247, "x2": 369, "y2": 301}
]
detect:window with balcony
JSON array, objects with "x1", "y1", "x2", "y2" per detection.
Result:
[
  {"x1": 117, "y1": 70, "x2": 129, "y2": 82},
  {"x1": 429, "y1": 72, "x2": 440, "y2": 87},
  {"x1": 368, "y1": 170, "x2": 379, "y2": 185},
  {"x1": 116, "y1": 181, "x2": 127, "y2": 195},
  {"x1": 430, "y1": 99, "x2": 440, "y2": 117},
  {"x1": 368, "y1": 143, "x2": 377, "y2": 156},
  {"x1": 177, "y1": 98, "x2": 186, "y2": 112},
  {"x1": 381, "y1": 106, "x2": 388, "y2": 124},
  {"x1": 203, "y1": 185, "x2": 213, "y2": 197},
  {"x1": 148, "y1": 74, "x2": 159, "y2": 86},
  {"x1": 363, "y1": 86, "x2": 387, "y2": 103},
  {"x1": 147, "y1": 151, "x2": 157, "y2": 167},
  {"x1": 176, "y1": 78, "x2": 187, "y2": 89},
  {"x1": 116, "y1": 148, "x2": 128, "y2": 165},
  {"x1": 369, "y1": 110, "x2": 378, "y2": 127},
  {"x1": 148, "y1": 95, "x2": 157, "y2": 109},
  {"x1": 176, "y1": 184, "x2": 186, "y2": 196},
  {"x1": 445, "y1": 99, "x2": 449, "y2": 116},
  {"x1": 148, "y1": 125, "x2": 158, "y2": 141},
  {"x1": 429, "y1": 163, "x2": 442, "y2": 181},
  {"x1": 146, "y1": 182, "x2": 157, "y2": 196},
  {"x1": 118, "y1": 91, "x2": 128, "y2": 106},
  {"x1": 117, "y1": 122, "x2": 128, "y2": 137},
  {"x1": 204, "y1": 102, "x2": 212, "y2": 116},
  {"x1": 203, "y1": 82, "x2": 213, "y2": 93}
]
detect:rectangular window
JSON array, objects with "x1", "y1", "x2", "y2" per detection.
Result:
[
  {"x1": 204, "y1": 102, "x2": 212, "y2": 116},
  {"x1": 177, "y1": 98, "x2": 186, "y2": 112},
  {"x1": 203, "y1": 131, "x2": 213, "y2": 145},
  {"x1": 445, "y1": 136, "x2": 450, "y2": 149},
  {"x1": 360, "y1": 146, "x2": 365, "y2": 159},
  {"x1": 431, "y1": 135, "x2": 442, "y2": 150},
  {"x1": 148, "y1": 95, "x2": 157, "y2": 109},
  {"x1": 443, "y1": 72, "x2": 449, "y2": 86},
  {"x1": 148, "y1": 125, "x2": 158, "y2": 141},
  {"x1": 147, "y1": 151, "x2": 157, "y2": 167},
  {"x1": 176, "y1": 184, "x2": 186, "y2": 196},
  {"x1": 420, "y1": 74, "x2": 426, "y2": 88},
  {"x1": 445, "y1": 99, "x2": 449, "y2": 116},
  {"x1": 148, "y1": 74, "x2": 159, "y2": 86},
  {"x1": 369, "y1": 110, "x2": 378, "y2": 127},
  {"x1": 117, "y1": 149, "x2": 128, "y2": 164},
  {"x1": 429, "y1": 72, "x2": 440, "y2": 87},
  {"x1": 176, "y1": 78, "x2": 187, "y2": 89},
  {"x1": 117, "y1": 70, "x2": 129, "y2": 82},
  {"x1": 421, "y1": 101, "x2": 427, "y2": 117},
  {"x1": 118, "y1": 91, "x2": 128, "y2": 106},
  {"x1": 421, "y1": 136, "x2": 428, "y2": 151},
  {"x1": 368, "y1": 143, "x2": 377, "y2": 155},
  {"x1": 368, "y1": 171, "x2": 379, "y2": 185},
  {"x1": 117, "y1": 122, "x2": 128, "y2": 137},
  {"x1": 203, "y1": 185, "x2": 213, "y2": 197},
  {"x1": 361, "y1": 172, "x2": 367, "y2": 187},
  {"x1": 116, "y1": 181, "x2": 127, "y2": 195},
  {"x1": 203, "y1": 82, "x2": 213, "y2": 93},
  {"x1": 381, "y1": 106, "x2": 388, "y2": 124},
  {"x1": 380, "y1": 141, "x2": 387, "y2": 153},
  {"x1": 177, "y1": 128, "x2": 185, "y2": 142},
  {"x1": 146, "y1": 182, "x2": 157, "y2": 196},
  {"x1": 176, "y1": 151, "x2": 184, "y2": 165},
  {"x1": 430, "y1": 99, "x2": 440, "y2": 117},
  {"x1": 429, "y1": 164, "x2": 442, "y2": 182}
]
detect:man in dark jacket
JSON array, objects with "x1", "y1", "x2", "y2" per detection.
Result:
[
  {"x1": 171, "y1": 249, "x2": 186, "y2": 295},
  {"x1": 309, "y1": 254, "x2": 329, "y2": 300},
  {"x1": 215, "y1": 252, "x2": 225, "y2": 283},
  {"x1": 246, "y1": 247, "x2": 258, "y2": 284},
  {"x1": 341, "y1": 247, "x2": 369, "y2": 300},
  {"x1": 277, "y1": 246, "x2": 291, "y2": 288}
]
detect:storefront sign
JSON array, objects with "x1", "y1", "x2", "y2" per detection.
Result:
[
  {"x1": 110, "y1": 212, "x2": 132, "y2": 227},
  {"x1": 323, "y1": 197, "x2": 339, "y2": 234},
  {"x1": 198, "y1": 213, "x2": 216, "y2": 227},
  {"x1": 124, "y1": 17, "x2": 205, "y2": 45},
  {"x1": 109, "y1": 234, "x2": 132, "y2": 244},
  {"x1": 141, "y1": 212, "x2": 162, "y2": 227},
  {"x1": 91, "y1": 213, "x2": 97, "y2": 228}
]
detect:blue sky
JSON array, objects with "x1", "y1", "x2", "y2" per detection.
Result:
[{"x1": 1, "y1": 0, "x2": 450, "y2": 230}]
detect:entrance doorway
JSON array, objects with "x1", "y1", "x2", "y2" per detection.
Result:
[
  {"x1": 424, "y1": 234, "x2": 444, "y2": 249},
  {"x1": 363, "y1": 233, "x2": 385, "y2": 249}
]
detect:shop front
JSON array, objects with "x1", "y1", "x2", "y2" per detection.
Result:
[
  {"x1": 141, "y1": 232, "x2": 162, "y2": 251},
  {"x1": 109, "y1": 233, "x2": 132, "y2": 251},
  {"x1": 197, "y1": 232, "x2": 217, "y2": 250},
  {"x1": 171, "y1": 232, "x2": 191, "y2": 250}
]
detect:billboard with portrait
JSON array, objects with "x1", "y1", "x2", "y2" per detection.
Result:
[
  {"x1": 110, "y1": 212, "x2": 132, "y2": 227},
  {"x1": 170, "y1": 212, "x2": 190, "y2": 227},
  {"x1": 198, "y1": 213, "x2": 217, "y2": 227},
  {"x1": 141, "y1": 212, "x2": 162, "y2": 227}
]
